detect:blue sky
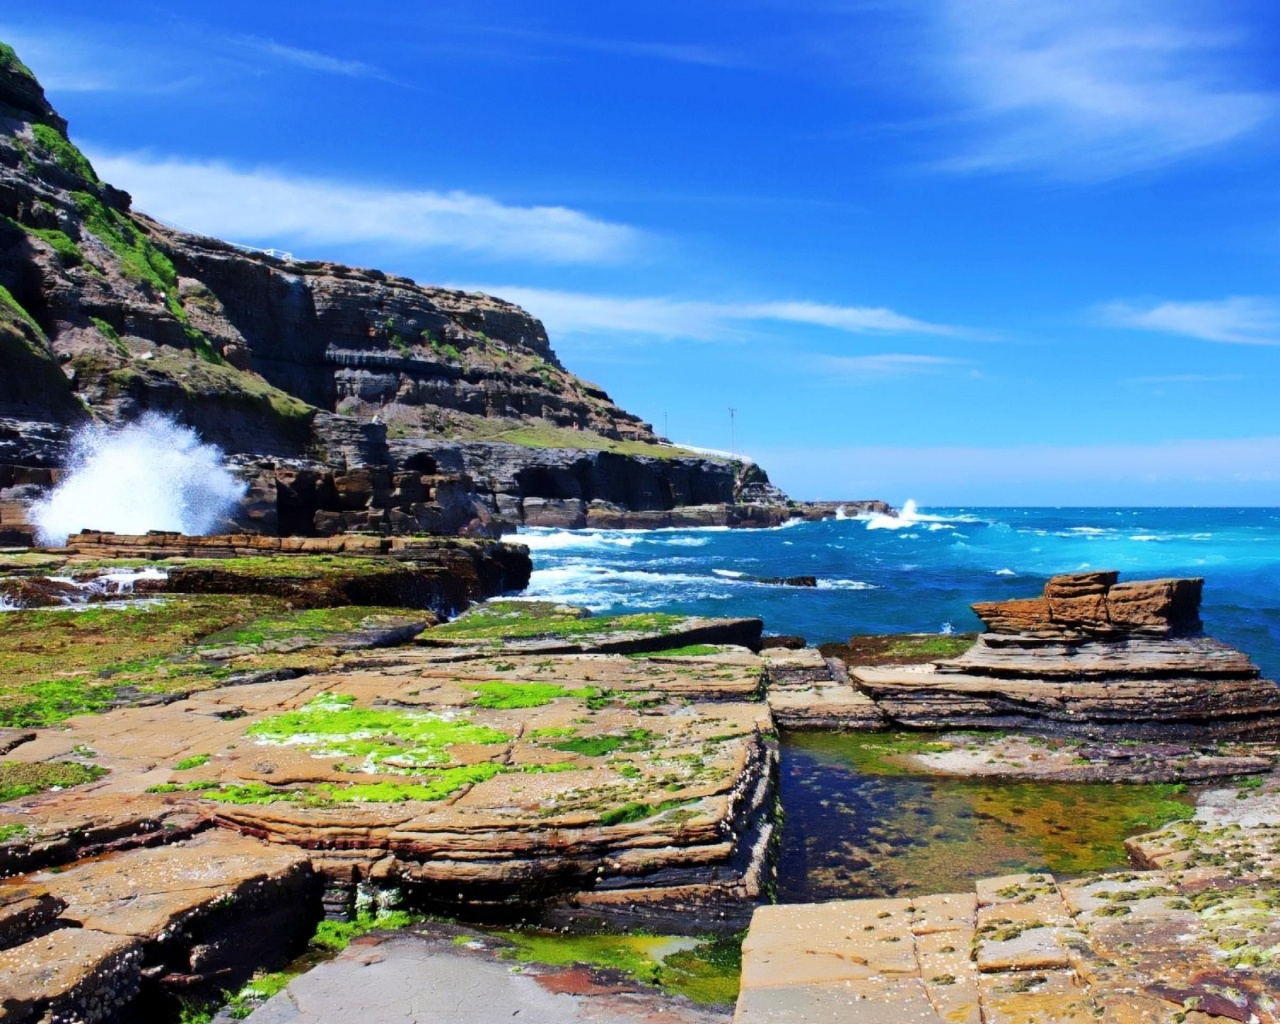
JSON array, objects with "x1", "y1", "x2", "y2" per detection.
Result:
[{"x1": 6, "y1": 1, "x2": 1280, "y2": 504}]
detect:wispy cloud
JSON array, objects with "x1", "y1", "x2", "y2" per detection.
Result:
[
  {"x1": 234, "y1": 36, "x2": 390, "y2": 80},
  {"x1": 482, "y1": 26, "x2": 746, "y2": 69},
  {"x1": 1129, "y1": 373, "x2": 1250, "y2": 384},
  {"x1": 1102, "y1": 296, "x2": 1280, "y2": 345},
  {"x1": 931, "y1": 0, "x2": 1274, "y2": 179},
  {"x1": 461, "y1": 286, "x2": 968, "y2": 341},
  {"x1": 818, "y1": 353, "x2": 970, "y2": 378},
  {"x1": 87, "y1": 152, "x2": 639, "y2": 264}
]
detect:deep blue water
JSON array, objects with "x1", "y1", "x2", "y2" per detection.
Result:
[{"x1": 518, "y1": 504, "x2": 1280, "y2": 678}]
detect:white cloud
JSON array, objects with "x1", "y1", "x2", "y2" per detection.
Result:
[
  {"x1": 753, "y1": 436, "x2": 1280, "y2": 505},
  {"x1": 818, "y1": 354, "x2": 969, "y2": 378},
  {"x1": 1103, "y1": 296, "x2": 1280, "y2": 345},
  {"x1": 461, "y1": 286, "x2": 967, "y2": 341},
  {"x1": 235, "y1": 36, "x2": 389, "y2": 80},
  {"x1": 933, "y1": 0, "x2": 1274, "y2": 178},
  {"x1": 86, "y1": 152, "x2": 638, "y2": 264}
]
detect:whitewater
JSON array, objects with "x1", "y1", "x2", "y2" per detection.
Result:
[{"x1": 518, "y1": 503, "x2": 1280, "y2": 677}]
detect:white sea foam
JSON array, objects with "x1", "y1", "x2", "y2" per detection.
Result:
[
  {"x1": 712, "y1": 569, "x2": 747, "y2": 578},
  {"x1": 995, "y1": 568, "x2": 1016, "y2": 576},
  {"x1": 31, "y1": 415, "x2": 246, "y2": 546},
  {"x1": 864, "y1": 499, "x2": 970, "y2": 532},
  {"x1": 814, "y1": 579, "x2": 877, "y2": 591},
  {"x1": 48, "y1": 567, "x2": 168, "y2": 596},
  {"x1": 518, "y1": 526, "x2": 731, "y2": 552}
]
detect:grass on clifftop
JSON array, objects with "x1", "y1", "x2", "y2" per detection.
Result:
[
  {"x1": 0, "y1": 41, "x2": 36, "y2": 80},
  {"x1": 449, "y1": 418, "x2": 706, "y2": 460}
]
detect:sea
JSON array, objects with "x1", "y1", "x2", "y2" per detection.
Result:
[{"x1": 517, "y1": 501, "x2": 1280, "y2": 678}]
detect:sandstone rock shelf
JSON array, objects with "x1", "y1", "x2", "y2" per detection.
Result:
[
  {"x1": 815, "y1": 572, "x2": 1280, "y2": 740},
  {"x1": 735, "y1": 857, "x2": 1280, "y2": 1024}
]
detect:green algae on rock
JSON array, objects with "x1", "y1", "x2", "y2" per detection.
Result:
[
  {"x1": 494, "y1": 928, "x2": 744, "y2": 1006},
  {"x1": 0, "y1": 594, "x2": 437, "y2": 727},
  {"x1": 0, "y1": 760, "x2": 105, "y2": 801},
  {"x1": 246, "y1": 692, "x2": 511, "y2": 769}
]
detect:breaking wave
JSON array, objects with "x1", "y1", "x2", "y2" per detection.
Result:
[{"x1": 31, "y1": 414, "x2": 246, "y2": 546}]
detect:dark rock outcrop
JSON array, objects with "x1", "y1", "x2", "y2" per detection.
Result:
[{"x1": 54, "y1": 531, "x2": 532, "y2": 617}]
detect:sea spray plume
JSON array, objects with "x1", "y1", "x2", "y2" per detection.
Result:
[{"x1": 31, "y1": 414, "x2": 247, "y2": 546}]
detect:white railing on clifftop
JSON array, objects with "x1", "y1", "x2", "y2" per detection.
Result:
[
  {"x1": 136, "y1": 211, "x2": 294, "y2": 262},
  {"x1": 661, "y1": 442, "x2": 754, "y2": 464}
]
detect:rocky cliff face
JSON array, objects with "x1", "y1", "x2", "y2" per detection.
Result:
[{"x1": 0, "y1": 44, "x2": 796, "y2": 536}]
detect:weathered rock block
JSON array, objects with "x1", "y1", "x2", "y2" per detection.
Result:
[
  {"x1": 970, "y1": 597, "x2": 1054, "y2": 635},
  {"x1": 1044, "y1": 570, "x2": 1118, "y2": 631},
  {"x1": 974, "y1": 571, "x2": 1204, "y2": 639},
  {"x1": 1107, "y1": 578, "x2": 1202, "y2": 637}
]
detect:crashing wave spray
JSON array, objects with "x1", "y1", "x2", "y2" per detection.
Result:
[{"x1": 31, "y1": 414, "x2": 247, "y2": 546}]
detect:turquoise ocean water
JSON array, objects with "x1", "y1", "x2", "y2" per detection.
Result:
[{"x1": 518, "y1": 503, "x2": 1280, "y2": 678}]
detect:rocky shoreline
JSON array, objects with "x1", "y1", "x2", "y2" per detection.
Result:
[{"x1": 2, "y1": 553, "x2": 1280, "y2": 1022}]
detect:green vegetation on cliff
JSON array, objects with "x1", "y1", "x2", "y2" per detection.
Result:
[
  {"x1": 0, "y1": 41, "x2": 36, "y2": 81},
  {"x1": 102, "y1": 350, "x2": 314, "y2": 425},
  {"x1": 0, "y1": 284, "x2": 83, "y2": 418},
  {"x1": 30, "y1": 123, "x2": 98, "y2": 183},
  {"x1": 450, "y1": 417, "x2": 702, "y2": 459},
  {"x1": 71, "y1": 191, "x2": 221, "y2": 362}
]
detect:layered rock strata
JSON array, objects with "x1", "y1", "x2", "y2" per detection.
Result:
[
  {"x1": 0, "y1": 829, "x2": 315, "y2": 1024},
  {"x1": 0, "y1": 637, "x2": 777, "y2": 927},
  {"x1": 31, "y1": 531, "x2": 534, "y2": 616},
  {"x1": 851, "y1": 572, "x2": 1280, "y2": 739}
]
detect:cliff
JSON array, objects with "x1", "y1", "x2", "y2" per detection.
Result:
[{"x1": 0, "y1": 42, "x2": 803, "y2": 537}]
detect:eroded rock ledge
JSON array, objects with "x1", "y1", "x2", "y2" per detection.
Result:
[{"x1": 847, "y1": 572, "x2": 1280, "y2": 740}]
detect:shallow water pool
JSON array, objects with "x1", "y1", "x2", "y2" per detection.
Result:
[{"x1": 776, "y1": 731, "x2": 1197, "y2": 902}]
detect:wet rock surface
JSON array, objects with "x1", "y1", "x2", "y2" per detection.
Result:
[{"x1": 242, "y1": 926, "x2": 732, "y2": 1024}]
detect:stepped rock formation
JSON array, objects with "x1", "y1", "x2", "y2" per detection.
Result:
[
  {"x1": 0, "y1": 43, "x2": 807, "y2": 538},
  {"x1": 852, "y1": 572, "x2": 1280, "y2": 739},
  {"x1": 735, "y1": 849, "x2": 1280, "y2": 1024}
]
